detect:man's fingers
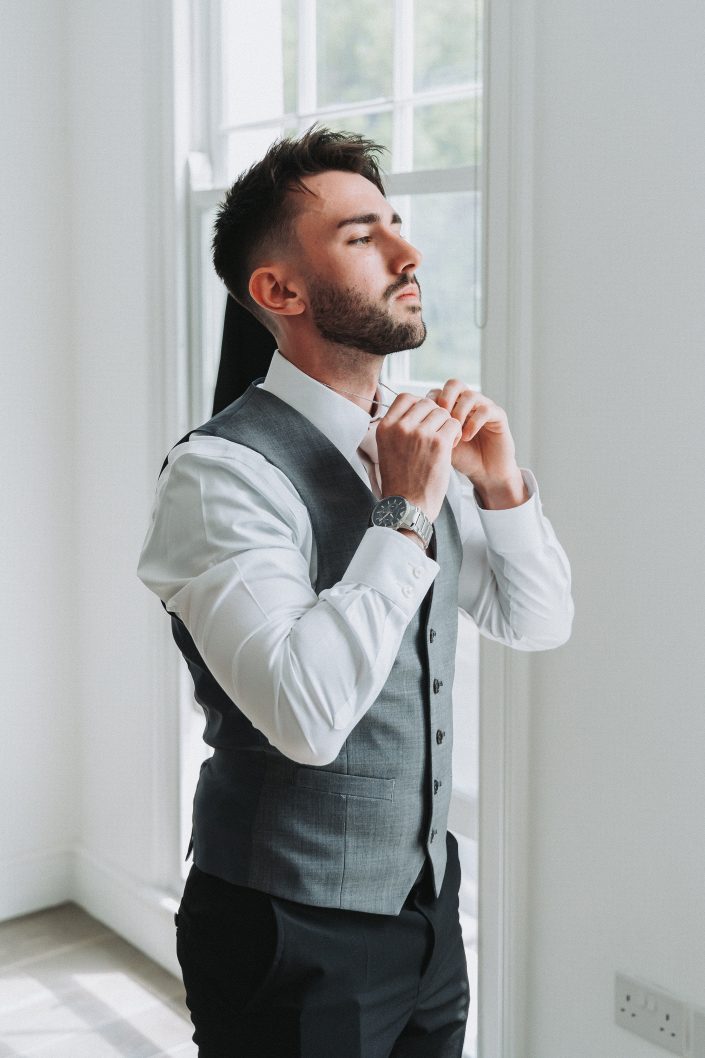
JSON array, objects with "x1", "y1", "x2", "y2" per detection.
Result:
[
  {"x1": 431, "y1": 379, "x2": 463, "y2": 411},
  {"x1": 391, "y1": 396, "x2": 446, "y2": 430},
  {"x1": 463, "y1": 406, "x2": 494, "y2": 442},
  {"x1": 379, "y1": 395, "x2": 460, "y2": 447},
  {"x1": 416, "y1": 405, "x2": 455, "y2": 434},
  {"x1": 427, "y1": 382, "x2": 483, "y2": 418},
  {"x1": 409, "y1": 398, "x2": 451, "y2": 429},
  {"x1": 449, "y1": 392, "x2": 479, "y2": 436},
  {"x1": 440, "y1": 416, "x2": 463, "y2": 448},
  {"x1": 462, "y1": 402, "x2": 507, "y2": 441},
  {"x1": 382, "y1": 391, "x2": 424, "y2": 425},
  {"x1": 378, "y1": 391, "x2": 465, "y2": 448}
]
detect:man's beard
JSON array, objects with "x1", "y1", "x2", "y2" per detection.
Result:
[{"x1": 307, "y1": 276, "x2": 427, "y2": 356}]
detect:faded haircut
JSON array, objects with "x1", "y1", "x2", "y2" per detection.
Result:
[{"x1": 211, "y1": 125, "x2": 387, "y2": 327}]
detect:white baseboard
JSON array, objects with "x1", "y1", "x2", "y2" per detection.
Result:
[
  {"x1": 0, "y1": 845, "x2": 73, "y2": 922},
  {"x1": 73, "y1": 845, "x2": 183, "y2": 979},
  {"x1": 0, "y1": 844, "x2": 183, "y2": 980}
]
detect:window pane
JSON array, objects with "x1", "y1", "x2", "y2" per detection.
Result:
[
  {"x1": 221, "y1": 0, "x2": 288, "y2": 126},
  {"x1": 317, "y1": 0, "x2": 394, "y2": 107},
  {"x1": 401, "y1": 192, "x2": 481, "y2": 386},
  {"x1": 320, "y1": 110, "x2": 393, "y2": 155},
  {"x1": 414, "y1": 98, "x2": 480, "y2": 170},
  {"x1": 282, "y1": 0, "x2": 298, "y2": 114},
  {"x1": 414, "y1": 0, "x2": 480, "y2": 92},
  {"x1": 225, "y1": 126, "x2": 287, "y2": 179}
]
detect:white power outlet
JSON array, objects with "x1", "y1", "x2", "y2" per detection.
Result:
[
  {"x1": 691, "y1": 1007, "x2": 705, "y2": 1058},
  {"x1": 615, "y1": 972, "x2": 686, "y2": 1055}
]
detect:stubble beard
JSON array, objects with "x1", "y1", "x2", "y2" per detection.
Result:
[{"x1": 307, "y1": 276, "x2": 427, "y2": 357}]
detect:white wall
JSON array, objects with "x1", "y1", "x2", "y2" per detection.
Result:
[
  {"x1": 526, "y1": 2, "x2": 705, "y2": 1055},
  {"x1": 1, "y1": 0, "x2": 183, "y2": 972},
  {"x1": 0, "y1": 0, "x2": 77, "y2": 917},
  {"x1": 67, "y1": 0, "x2": 184, "y2": 973}
]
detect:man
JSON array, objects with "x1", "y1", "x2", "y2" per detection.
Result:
[{"x1": 137, "y1": 127, "x2": 573, "y2": 1057}]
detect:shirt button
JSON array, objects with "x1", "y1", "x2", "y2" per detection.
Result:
[
  {"x1": 413, "y1": 566, "x2": 423, "y2": 578},
  {"x1": 436, "y1": 729, "x2": 445, "y2": 745},
  {"x1": 429, "y1": 628, "x2": 437, "y2": 643},
  {"x1": 432, "y1": 678, "x2": 444, "y2": 694},
  {"x1": 402, "y1": 585, "x2": 413, "y2": 598}
]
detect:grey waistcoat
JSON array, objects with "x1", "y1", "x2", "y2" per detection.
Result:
[{"x1": 162, "y1": 384, "x2": 462, "y2": 915}]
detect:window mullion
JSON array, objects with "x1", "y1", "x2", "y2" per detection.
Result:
[
  {"x1": 392, "y1": 0, "x2": 414, "y2": 172},
  {"x1": 208, "y1": 0, "x2": 226, "y2": 186},
  {"x1": 298, "y1": 0, "x2": 317, "y2": 122},
  {"x1": 387, "y1": 0, "x2": 416, "y2": 385}
]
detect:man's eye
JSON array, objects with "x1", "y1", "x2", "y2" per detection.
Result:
[{"x1": 349, "y1": 236, "x2": 371, "y2": 245}]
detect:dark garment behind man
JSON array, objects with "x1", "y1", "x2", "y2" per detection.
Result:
[{"x1": 212, "y1": 296, "x2": 276, "y2": 414}]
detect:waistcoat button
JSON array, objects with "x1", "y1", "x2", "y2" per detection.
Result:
[
  {"x1": 430, "y1": 828, "x2": 437, "y2": 843},
  {"x1": 436, "y1": 728, "x2": 445, "y2": 745},
  {"x1": 429, "y1": 628, "x2": 437, "y2": 643},
  {"x1": 433, "y1": 779, "x2": 442, "y2": 795},
  {"x1": 432, "y1": 678, "x2": 444, "y2": 694}
]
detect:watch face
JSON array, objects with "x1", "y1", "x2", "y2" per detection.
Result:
[{"x1": 372, "y1": 495, "x2": 408, "y2": 528}]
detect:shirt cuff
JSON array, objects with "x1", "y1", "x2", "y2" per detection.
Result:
[
  {"x1": 473, "y1": 468, "x2": 547, "y2": 553},
  {"x1": 340, "y1": 526, "x2": 439, "y2": 615}
]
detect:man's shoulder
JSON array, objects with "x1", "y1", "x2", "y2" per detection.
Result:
[{"x1": 161, "y1": 433, "x2": 294, "y2": 502}]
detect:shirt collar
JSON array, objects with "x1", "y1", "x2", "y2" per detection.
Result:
[{"x1": 258, "y1": 349, "x2": 379, "y2": 462}]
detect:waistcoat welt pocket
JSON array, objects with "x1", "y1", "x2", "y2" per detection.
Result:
[{"x1": 292, "y1": 767, "x2": 395, "y2": 801}]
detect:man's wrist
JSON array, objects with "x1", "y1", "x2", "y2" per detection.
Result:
[
  {"x1": 473, "y1": 470, "x2": 529, "y2": 510},
  {"x1": 397, "y1": 527, "x2": 429, "y2": 551}
]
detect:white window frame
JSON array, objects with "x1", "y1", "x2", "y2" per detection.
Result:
[{"x1": 159, "y1": 2, "x2": 538, "y2": 1054}]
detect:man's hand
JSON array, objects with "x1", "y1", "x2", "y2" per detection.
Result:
[
  {"x1": 375, "y1": 393, "x2": 462, "y2": 522},
  {"x1": 426, "y1": 379, "x2": 528, "y2": 509}
]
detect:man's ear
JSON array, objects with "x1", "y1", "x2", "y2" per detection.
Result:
[{"x1": 249, "y1": 267, "x2": 305, "y2": 318}]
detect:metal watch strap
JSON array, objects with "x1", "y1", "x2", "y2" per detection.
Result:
[{"x1": 401, "y1": 504, "x2": 433, "y2": 549}]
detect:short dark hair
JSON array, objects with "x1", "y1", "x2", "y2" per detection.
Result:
[{"x1": 211, "y1": 125, "x2": 387, "y2": 319}]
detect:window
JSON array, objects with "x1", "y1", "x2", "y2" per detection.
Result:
[
  {"x1": 188, "y1": 0, "x2": 485, "y2": 409},
  {"x1": 184, "y1": 3, "x2": 488, "y2": 1054}
]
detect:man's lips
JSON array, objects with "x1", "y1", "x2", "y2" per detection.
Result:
[{"x1": 393, "y1": 285, "x2": 420, "y2": 301}]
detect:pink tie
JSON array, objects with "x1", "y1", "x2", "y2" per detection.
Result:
[{"x1": 358, "y1": 421, "x2": 382, "y2": 498}]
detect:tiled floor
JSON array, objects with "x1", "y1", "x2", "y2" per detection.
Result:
[{"x1": 0, "y1": 902, "x2": 196, "y2": 1057}]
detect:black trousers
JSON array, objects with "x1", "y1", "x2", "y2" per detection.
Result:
[{"x1": 175, "y1": 831, "x2": 470, "y2": 1057}]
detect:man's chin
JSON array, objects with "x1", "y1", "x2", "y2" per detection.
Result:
[
  {"x1": 397, "y1": 321, "x2": 427, "y2": 351},
  {"x1": 364, "y1": 326, "x2": 427, "y2": 357}
]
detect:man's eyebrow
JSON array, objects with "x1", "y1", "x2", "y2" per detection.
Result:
[{"x1": 336, "y1": 212, "x2": 403, "y2": 230}]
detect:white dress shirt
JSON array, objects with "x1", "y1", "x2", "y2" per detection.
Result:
[{"x1": 137, "y1": 351, "x2": 574, "y2": 766}]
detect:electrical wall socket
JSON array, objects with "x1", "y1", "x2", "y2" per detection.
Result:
[
  {"x1": 615, "y1": 972, "x2": 686, "y2": 1055},
  {"x1": 691, "y1": 1007, "x2": 705, "y2": 1058}
]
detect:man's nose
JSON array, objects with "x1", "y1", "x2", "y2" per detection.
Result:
[{"x1": 388, "y1": 232, "x2": 423, "y2": 274}]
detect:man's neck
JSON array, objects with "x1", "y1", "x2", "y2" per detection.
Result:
[{"x1": 277, "y1": 341, "x2": 384, "y2": 415}]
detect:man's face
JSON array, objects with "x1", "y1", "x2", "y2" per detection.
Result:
[{"x1": 292, "y1": 170, "x2": 426, "y2": 356}]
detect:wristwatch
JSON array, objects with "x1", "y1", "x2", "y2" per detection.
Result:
[{"x1": 370, "y1": 495, "x2": 434, "y2": 550}]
